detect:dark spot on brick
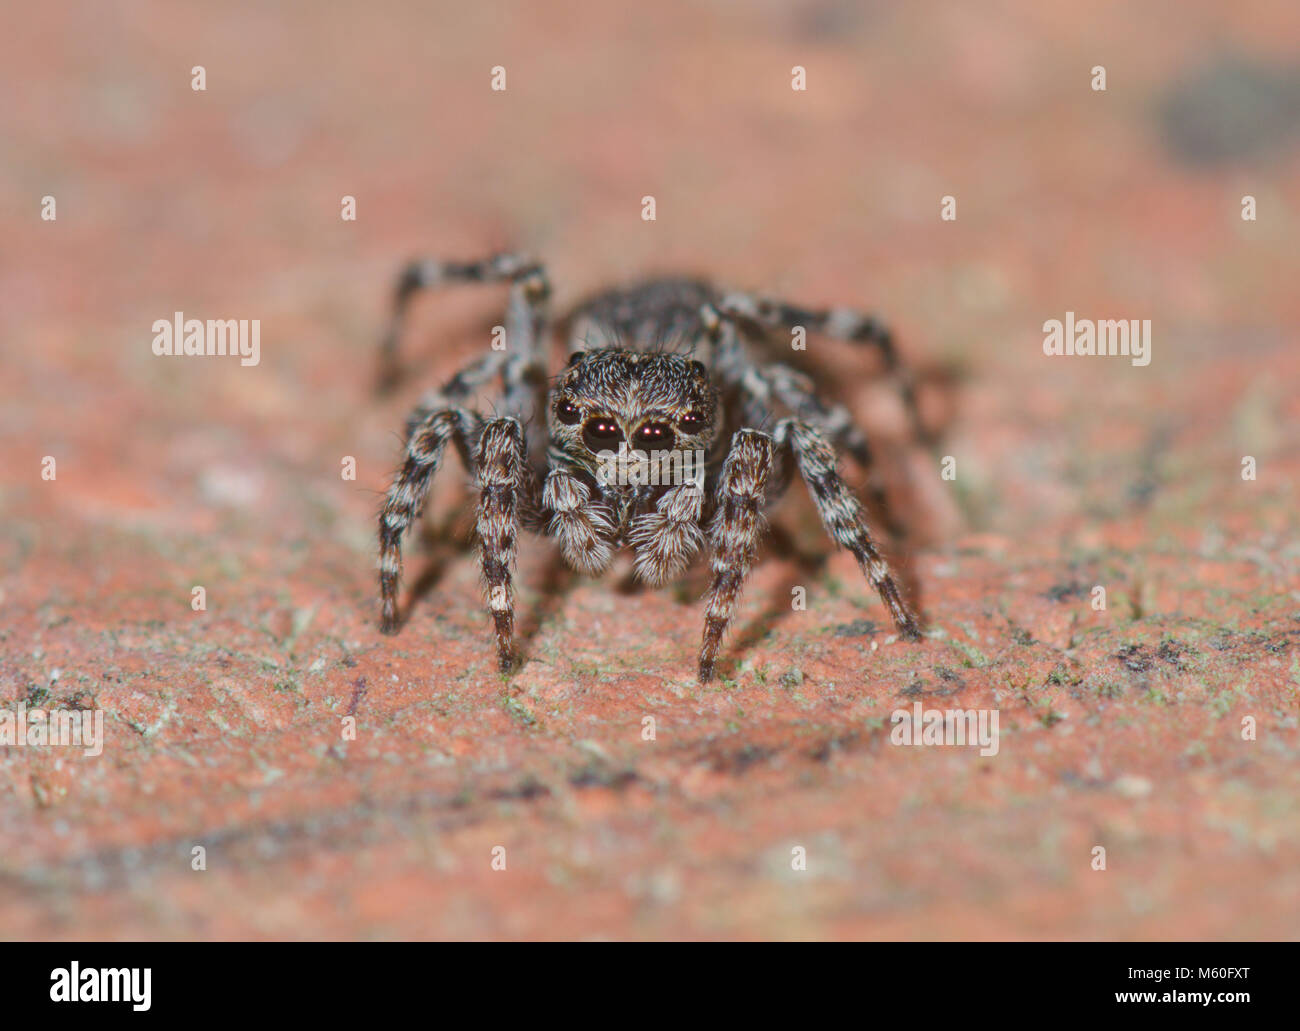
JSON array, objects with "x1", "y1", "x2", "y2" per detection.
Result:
[
  {"x1": 346, "y1": 676, "x2": 368, "y2": 717},
  {"x1": 1209, "y1": 632, "x2": 1236, "y2": 652},
  {"x1": 24, "y1": 683, "x2": 51, "y2": 707},
  {"x1": 569, "y1": 763, "x2": 639, "y2": 790},
  {"x1": 778, "y1": 668, "x2": 804, "y2": 689},
  {"x1": 1059, "y1": 769, "x2": 1105, "y2": 790},
  {"x1": 833, "y1": 618, "x2": 878, "y2": 637},
  {"x1": 711, "y1": 743, "x2": 776, "y2": 774},
  {"x1": 1160, "y1": 58, "x2": 1300, "y2": 166},
  {"x1": 1115, "y1": 644, "x2": 1154, "y2": 673},
  {"x1": 1157, "y1": 639, "x2": 1192, "y2": 668},
  {"x1": 1044, "y1": 581, "x2": 1087, "y2": 602},
  {"x1": 900, "y1": 673, "x2": 959, "y2": 698},
  {"x1": 491, "y1": 775, "x2": 549, "y2": 801},
  {"x1": 809, "y1": 732, "x2": 861, "y2": 762},
  {"x1": 792, "y1": 0, "x2": 869, "y2": 42},
  {"x1": 60, "y1": 690, "x2": 96, "y2": 711},
  {"x1": 899, "y1": 677, "x2": 927, "y2": 698}
]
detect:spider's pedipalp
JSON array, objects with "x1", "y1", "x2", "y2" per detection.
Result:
[
  {"x1": 776, "y1": 418, "x2": 921, "y2": 641},
  {"x1": 475, "y1": 417, "x2": 532, "y2": 671},
  {"x1": 542, "y1": 462, "x2": 616, "y2": 576},
  {"x1": 630, "y1": 479, "x2": 706, "y2": 586},
  {"x1": 379, "y1": 404, "x2": 481, "y2": 632},
  {"x1": 699, "y1": 428, "x2": 775, "y2": 684}
]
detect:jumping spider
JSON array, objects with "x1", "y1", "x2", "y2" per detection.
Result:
[{"x1": 376, "y1": 253, "x2": 926, "y2": 683}]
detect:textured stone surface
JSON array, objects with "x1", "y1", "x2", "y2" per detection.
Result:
[{"x1": 1, "y1": 0, "x2": 1297, "y2": 939}]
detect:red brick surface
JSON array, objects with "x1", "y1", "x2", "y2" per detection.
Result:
[{"x1": 2, "y1": 1, "x2": 1297, "y2": 939}]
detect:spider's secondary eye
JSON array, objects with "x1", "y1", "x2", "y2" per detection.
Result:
[
  {"x1": 556, "y1": 401, "x2": 581, "y2": 425},
  {"x1": 632, "y1": 422, "x2": 676, "y2": 451},
  {"x1": 676, "y1": 411, "x2": 704, "y2": 432},
  {"x1": 582, "y1": 417, "x2": 624, "y2": 451}
]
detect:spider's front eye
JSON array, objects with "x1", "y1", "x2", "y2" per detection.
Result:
[
  {"x1": 676, "y1": 411, "x2": 704, "y2": 432},
  {"x1": 556, "y1": 401, "x2": 581, "y2": 425},
  {"x1": 582, "y1": 417, "x2": 624, "y2": 452},
  {"x1": 632, "y1": 422, "x2": 676, "y2": 451}
]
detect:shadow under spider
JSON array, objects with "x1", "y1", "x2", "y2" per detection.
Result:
[
  {"x1": 394, "y1": 483, "x2": 927, "y2": 676},
  {"x1": 399, "y1": 516, "x2": 577, "y2": 666},
  {"x1": 708, "y1": 517, "x2": 928, "y2": 683},
  {"x1": 511, "y1": 546, "x2": 578, "y2": 662}
]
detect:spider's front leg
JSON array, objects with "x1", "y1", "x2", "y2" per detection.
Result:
[
  {"x1": 775, "y1": 419, "x2": 921, "y2": 640},
  {"x1": 698, "y1": 429, "x2": 774, "y2": 684},
  {"x1": 378, "y1": 406, "x2": 480, "y2": 632},
  {"x1": 475, "y1": 417, "x2": 534, "y2": 672}
]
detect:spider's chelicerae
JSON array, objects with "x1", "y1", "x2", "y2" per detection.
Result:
[{"x1": 376, "y1": 253, "x2": 926, "y2": 682}]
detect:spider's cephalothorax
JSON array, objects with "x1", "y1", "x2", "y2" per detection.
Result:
[{"x1": 376, "y1": 253, "x2": 926, "y2": 683}]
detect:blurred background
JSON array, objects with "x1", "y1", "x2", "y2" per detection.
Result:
[{"x1": 1, "y1": 0, "x2": 1297, "y2": 939}]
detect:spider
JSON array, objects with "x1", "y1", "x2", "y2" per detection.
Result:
[{"x1": 375, "y1": 253, "x2": 926, "y2": 683}]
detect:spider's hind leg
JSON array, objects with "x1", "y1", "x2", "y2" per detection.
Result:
[
  {"x1": 717, "y1": 289, "x2": 928, "y2": 444},
  {"x1": 775, "y1": 418, "x2": 921, "y2": 641},
  {"x1": 745, "y1": 361, "x2": 909, "y2": 541},
  {"x1": 378, "y1": 252, "x2": 551, "y2": 393}
]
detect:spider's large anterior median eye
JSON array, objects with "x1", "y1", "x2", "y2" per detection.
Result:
[
  {"x1": 676, "y1": 411, "x2": 704, "y2": 433},
  {"x1": 556, "y1": 401, "x2": 581, "y2": 425},
  {"x1": 582, "y1": 417, "x2": 624, "y2": 451},
  {"x1": 633, "y1": 422, "x2": 675, "y2": 451}
]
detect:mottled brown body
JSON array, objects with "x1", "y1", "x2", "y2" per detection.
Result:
[{"x1": 376, "y1": 254, "x2": 924, "y2": 681}]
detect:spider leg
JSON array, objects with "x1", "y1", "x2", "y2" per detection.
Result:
[
  {"x1": 748, "y1": 361, "x2": 874, "y2": 467},
  {"x1": 698, "y1": 429, "x2": 775, "y2": 684},
  {"x1": 717, "y1": 290, "x2": 927, "y2": 443},
  {"x1": 475, "y1": 417, "x2": 533, "y2": 672},
  {"x1": 378, "y1": 252, "x2": 551, "y2": 393},
  {"x1": 403, "y1": 351, "x2": 508, "y2": 442},
  {"x1": 378, "y1": 405, "x2": 481, "y2": 632},
  {"x1": 702, "y1": 303, "x2": 871, "y2": 464},
  {"x1": 695, "y1": 302, "x2": 775, "y2": 431},
  {"x1": 741, "y1": 361, "x2": 909, "y2": 539},
  {"x1": 541, "y1": 456, "x2": 617, "y2": 576},
  {"x1": 775, "y1": 418, "x2": 921, "y2": 640}
]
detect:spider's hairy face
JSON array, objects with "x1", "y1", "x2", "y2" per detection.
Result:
[{"x1": 548, "y1": 348, "x2": 717, "y2": 479}]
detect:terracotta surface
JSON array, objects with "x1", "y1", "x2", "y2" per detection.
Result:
[{"x1": 2, "y1": 0, "x2": 1297, "y2": 940}]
